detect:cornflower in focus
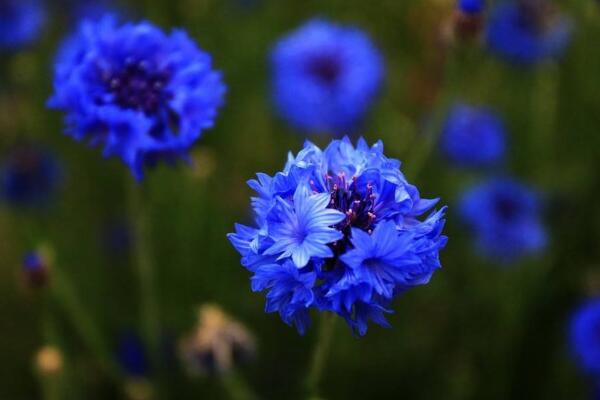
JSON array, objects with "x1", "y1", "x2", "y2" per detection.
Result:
[
  {"x1": 48, "y1": 16, "x2": 226, "y2": 180},
  {"x1": 486, "y1": 0, "x2": 572, "y2": 65},
  {"x1": 179, "y1": 304, "x2": 255, "y2": 375},
  {"x1": 0, "y1": 0, "x2": 45, "y2": 50},
  {"x1": 458, "y1": 177, "x2": 546, "y2": 262},
  {"x1": 441, "y1": 103, "x2": 506, "y2": 168},
  {"x1": 271, "y1": 19, "x2": 384, "y2": 134},
  {"x1": 229, "y1": 137, "x2": 447, "y2": 335}
]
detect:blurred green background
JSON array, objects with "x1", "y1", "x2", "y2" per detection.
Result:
[{"x1": 1, "y1": 0, "x2": 600, "y2": 399}]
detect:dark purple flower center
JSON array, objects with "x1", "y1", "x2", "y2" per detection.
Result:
[
  {"x1": 106, "y1": 59, "x2": 170, "y2": 114},
  {"x1": 324, "y1": 173, "x2": 376, "y2": 262},
  {"x1": 517, "y1": 0, "x2": 556, "y2": 34},
  {"x1": 494, "y1": 195, "x2": 520, "y2": 221},
  {"x1": 306, "y1": 55, "x2": 342, "y2": 85}
]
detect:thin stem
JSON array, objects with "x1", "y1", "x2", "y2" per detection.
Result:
[
  {"x1": 221, "y1": 372, "x2": 259, "y2": 400},
  {"x1": 306, "y1": 312, "x2": 336, "y2": 399},
  {"x1": 128, "y1": 182, "x2": 161, "y2": 366},
  {"x1": 51, "y1": 268, "x2": 120, "y2": 380}
]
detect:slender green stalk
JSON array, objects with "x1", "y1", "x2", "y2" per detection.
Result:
[
  {"x1": 221, "y1": 372, "x2": 259, "y2": 400},
  {"x1": 128, "y1": 181, "x2": 161, "y2": 367},
  {"x1": 306, "y1": 312, "x2": 336, "y2": 399},
  {"x1": 51, "y1": 268, "x2": 120, "y2": 380}
]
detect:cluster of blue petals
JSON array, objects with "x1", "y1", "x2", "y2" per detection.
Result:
[
  {"x1": 486, "y1": 0, "x2": 572, "y2": 65},
  {"x1": 441, "y1": 103, "x2": 506, "y2": 167},
  {"x1": 458, "y1": 0, "x2": 485, "y2": 15},
  {"x1": 0, "y1": 0, "x2": 45, "y2": 50},
  {"x1": 0, "y1": 145, "x2": 62, "y2": 207},
  {"x1": 48, "y1": 16, "x2": 226, "y2": 180},
  {"x1": 459, "y1": 177, "x2": 546, "y2": 261},
  {"x1": 271, "y1": 19, "x2": 384, "y2": 134},
  {"x1": 229, "y1": 138, "x2": 447, "y2": 335},
  {"x1": 570, "y1": 299, "x2": 600, "y2": 375}
]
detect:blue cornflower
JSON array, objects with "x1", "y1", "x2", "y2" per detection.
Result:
[
  {"x1": 458, "y1": 177, "x2": 546, "y2": 261},
  {"x1": 229, "y1": 137, "x2": 447, "y2": 335},
  {"x1": 271, "y1": 19, "x2": 384, "y2": 134},
  {"x1": 117, "y1": 332, "x2": 148, "y2": 377},
  {"x1": 441, "y1": 103, "x2": 506, "y2": 167},
  {"x1": 0, "y1": 145, "x2": 62, "y2": 208},
  {"x1": 569, "y1": 299, "x2": 600, "y2": 375},
  {"x1": 48, "y1": 16, "x2": 226, "y2": 180},
  {"x1": 458, "y1": 0, "x2": 485, "y2": 14},
  {"x1": 486, "y1": 0, "x2": 572, "y2": 65},
  {"x1": 0, "y1": 0, "x2": 45, "y2": 50},
  {"x1": 22, "y1": 249, "x2": 51, "y2": 289}
]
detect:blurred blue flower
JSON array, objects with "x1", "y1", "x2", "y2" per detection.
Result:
[
  {"x1": 458, "y1": 0, "x2": 485, "y2": 14},
  {"x1": 229, "y1": 137, "x2": 447, "y2": 335},
  {"x1": 117, "y1": 332, "x2": 148, "y2": 377},
  {"x1": 0, "y1": 145, "x2": 62, "y2": 208},
  {"x1": 22, "y1": 249, "x2": 51, "y2": 289},
  {"x1": 271, "y1": 19, "x2": 384, "y2": 134},
  {"x1": 458, "y1": 177, "x2": 546, "y2": 261},
  {"x1": 441, "y1": 103, "x2": 506, "y2": 167},
  {"x1": 48, "y1": 16, "x2": 226, "y2": 181},
  {"x1": 570, "y1": 299, "x2": 600, "y2": 375},
  {"x1": 0, "y1": 0, "x2": 45, "y2": 50},
  {"x1": 486, "y1": 0, "x2": 572, "y2": 65}
]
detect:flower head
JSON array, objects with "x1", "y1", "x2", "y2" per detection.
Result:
[
  {"x1": 179, "y1": 304, "x2": 255, "y2": 375},
  {"x1": 486, "y1": 0, "x2": 572, "y2": 65},
  {"x1": 22, "y1": 247, "x2": 53, "y2": 289},
  {"x1": 0, "y1": 0, "x2": 45, "y2": 50},
  {"x1": 117, "y1": 332, "x2": 148, "y2": 378},
  {"x1": 441, "y1": 103, "x2": 506, "y2": 167},
  {"x1": 0, "y1": 145, "x2": 62, "y2": 208},
  {"x1": 48, "y1": 16, "x2": 226, "y2": 180},
  {"x1": 569, "y1": 299, "x2": 600, "y2": 375},
  {"x1": 271, "y1": 19, "x2": 384, "y2": 134},
  {"x1": 458, "y1": 177, "x2": 546, "y2": 261},
  {"x1": 458, "y1": 0, "x2": 485, "y2": 15},
  {"x1": 229, "y1": 137, "x2": 447, "y2": 335}
]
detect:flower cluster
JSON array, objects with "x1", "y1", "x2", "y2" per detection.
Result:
[
  {"x1": 0, "y1": 0, "x2": 45, "y2": 50},
  {"x1": 486, "y1": 0, "x2": 572, "y2": 65},
  {"x1": 271, "y1": 19, "x2": 384, "y2": 134},
  {"x1": 458, "y1": 177, "x2": 546, "y2": 261},
  {"x1": 48, "y1": 16, "x2": 226, "y2": 180},
  {"x1": 570, "y1": 299, "x2": 600, "y2": 376},
  {"x1": 229, "y1": 138, "x2": 447, "y2": 335},
  {"x1": 441, "y1": 103, "x2": 506, "y2": 167}
]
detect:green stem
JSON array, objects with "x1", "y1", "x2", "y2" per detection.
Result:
[
  {"x1": 128, "y1": 182, "x2": 161, "y2": 367},
  {"x1": 51, "y1": 268, "x2": 120, "y2": 380},
  {"x1": 306, "y1": 312, "x2": 336, "y2": 399},
  {"x1": 221, "y1": 372, "x2": 259, "y2": 400}
]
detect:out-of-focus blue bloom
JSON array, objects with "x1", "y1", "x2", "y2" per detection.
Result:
[
  {"x1": 570, "y1": 299, "x2": 600, "y2": 375},
  {"x1": 22, "y1": 249, "x2": 51, "y2": 289},
  {"x1": 0, "y1": 145, "x2": 62, "y2": 208},
  {"x1": 459, "y1": 177, "x2": 546, "y2": 261},
  {"x1": 458, "y1": 0, "x2": 485, "y2": 14},
  {"x1": 441, "y1": 103, "x2": 506, "y2": 167},
  {"x1": 0, "y1": 0, "x2": 45, "y2": 50},
  {"x1": 48, "y1": 16, "x2": 226, "y2": 181},
  {"x1": 229, "y1": 137, "x2": 447, "y2": 335},
  {"x1": 271, "y1": 19, "x2": 384, "y2": 134},
  {"x1": 117, "y1": 332, "x2": 148, "y2": 377},
  {"x1": 66, "y1": 0, "x2": 117, "y2": 22},
  {"x1": 486, "y1": 0, "x2": 572, "y2": 65}
]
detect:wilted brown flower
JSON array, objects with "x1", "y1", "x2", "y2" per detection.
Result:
[{"x1": 179, "y1": 304, "x2": 255, "y2": 375}]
